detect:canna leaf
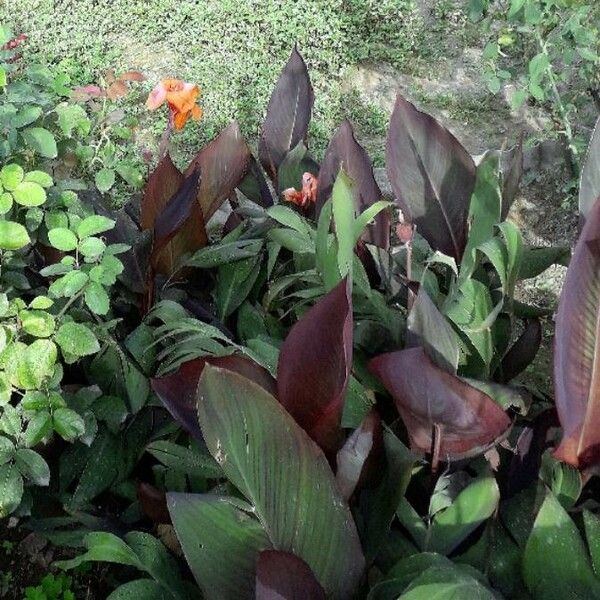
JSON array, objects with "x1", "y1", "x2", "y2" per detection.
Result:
[
  {"x1": 185, "y1": 121, "x2": 252, "y2": 221},
  {"x1": 194, "y1": 365, "x2": 365, "y2": 599},
  {"x1": 255, "y1": 550, "x2": 326, "y2": 600},
  {"x1": 317, "y1": 120, "x2": 389, "y2": 249},
  {"x1": 580, "y1": 116, "x2": 600, "y2": 219},
  {"x1": 386, "y1": 94, "x2": 476, "y2": 260},
  {"x1": 168, "y1": 494, "x2": 270, "y2": 600},
  {"x1": 151, "y1": 355, "x2": 276, "y2": 442},
  {"x1": 141, "y1": 153, "x2": 183, "y2": 231},
  {"x1": 498, "y1": 318, "x2": 542, "y2": 383},
  {"x1": 369, "y1": 347, "x2": 511, "y2": 459},
  {"x1": 554, "y1": 196, "x2": 600, "y2": 468},
  {"x1": 277, "y1": 278, "x2": 352, "y2": 457},
  {"x1": 259, "y1": 47, "x2": 314, "y2": 183},
  {"x1": 151, "y1": 169, "x2": 207, "y2": 276}
]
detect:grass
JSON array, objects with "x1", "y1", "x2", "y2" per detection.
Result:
[{"x1": 1, "y1": 0, "x2": 427, "y2": 165}]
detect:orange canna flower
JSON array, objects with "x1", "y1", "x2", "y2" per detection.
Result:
[
  {"x1": 146, "y1": 79, "x2": 203, "y2": 130},
  {"x1": 282, "y1": 172, "x2": 318, "y2": 209}
]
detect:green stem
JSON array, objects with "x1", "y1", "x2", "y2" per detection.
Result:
[
  {"x1": 56, "y1": 289, "x2": 84, "y2": 320},
  {"x1": 536, "y1": 31, "x2": 579, "y2": 177}
]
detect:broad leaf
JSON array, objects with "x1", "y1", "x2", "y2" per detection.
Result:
[
  {"x1": 317, "y1": 120, "x2": 389, "y2": 248},
  {"x1": 215, "y1": 254, "x2": 262, "y2": 320},
  {"x1": 518, "y1": 245, "x2": 570, "y2": 279},
  {"x1": 386, "y1": 95, "x2": 476, "y2": 259},
  {"x1": 185, "y1": 121, "x2": 252, "y2": 221},
  {"x1": 151, "y1": 169, "x2": 207, "y2": 275},
  {"x1": 168, "y1": 495, "x2": 269, "y2": 600},
  {"x1": 361, "y1": 430, "x2": 416, "y2": 563},
  {"x1": 276, "y1": 141, "x2": 318, "y2": 194},
  {"x1": 523, "y1": 492, "x2": 600, "y2": 599},
  {"x1": 107, "y1": 580, "x2": 169, "y2": 600},
  {"x1": 151, "y1": 355, "x2": 276, "y2": 441},
  {"x1": 336, "y1": 409, "x2": 382, "y2": 501},
  {"x1": 196, "y1": 366, "x2": 365, "y2": 598},
  {"x1": 554, "y1": 196, "x2": 600, "y2": 467},
  {"x1": 400, "y1": 565, "x2": 498, "y2": 599},
  {"x1": 459, "y1": 152, "x2": 502, "y2": 283},
  {"x1": 259, "y1": 47, "x2": 313, "y2": 182},
  {"x1": 256, "y1": 550, "x2": 326, "y2": 600},
  {"x1": 369, "y1": 347, "x2": 511, "y2": 458},
  {"x1": 406, "y1": 287, "x2": 460, "y2": 373},
  {"x1": 141, "y1": 153, "x2": 184, "y2": 231},
  {"x1": 428, "y1": 476, "x2": 500, "y2": 555},
  {"x1": 580, "y1": 116, "x2": 600, "y2": 218},
  {"x1": 332, "y1": 172, "x2": 356, "y2": 279},
  {"x1": 277, "y1": 277, "x2": 352, "y2": 457},
  {"x1": 238, "y1": 154, "x2": 275, "y2": 207},
  {"x1": 498, "y1": 318, "x2": 542, "y2": 383},
  {"x1": 445, "y1": 278, "x2": 495, "y2": 375},
  {"x1": 584, "y1": 510, "x2": 600, "y2": 576}
]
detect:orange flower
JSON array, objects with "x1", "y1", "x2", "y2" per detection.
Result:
[
  {"x1": 282, "y1": 172, "x2": 318, "y2": 209},
  {"x1": 146, "y1": 79, "x2": 203, "y2": 130}
]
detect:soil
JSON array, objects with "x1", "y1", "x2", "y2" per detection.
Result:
[{"x1": 0, "y1": 522, "x2": 110, "y2": 599}]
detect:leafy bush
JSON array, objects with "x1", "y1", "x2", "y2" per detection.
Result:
[
  {"x1": 0, "y1": 25, "x2": 145, "y2": 203},
  {"x1": 0, "y1": 28, "x2": 149, "y2": 517},
  {"x1": 466, "y1": 0, "x2": 600, "y2": 173},
  {"x1": 2, "y1": 23, "x2": 600, "y2": 600}
]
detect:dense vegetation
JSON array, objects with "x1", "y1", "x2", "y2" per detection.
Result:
[{"x1": 0, "y1": 1, "x2": 600, "y2": 598}]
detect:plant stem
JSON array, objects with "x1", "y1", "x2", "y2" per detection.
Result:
[
  {"x1": 158, "y1": 115, "x2": 174, "y2": 160},
  {"x1": 536, "y1": 31, "x2": 579, "y2": 177},
  {"x1": 56, "y1": 289, "x2": 84, "y2": 319}
]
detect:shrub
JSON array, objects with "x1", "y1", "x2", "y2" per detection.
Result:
[
  {"x1": 465, "y1": 0, "x2": 600, "y2": 175},
  {"x1": 2, "y1": 21, "x2": 600, "y2": 599}
]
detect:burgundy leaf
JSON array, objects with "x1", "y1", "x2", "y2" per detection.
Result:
[
  {"x1": 277, "y1": 278, "x2": 352, "y2": 458},
  {"x1": 86, "y1": 195, "x2": 150, "y2": 294},
  {"x1": 554, "y1": 195, "x2": 600, "y2": 468},
  {"x1": 256, "y1": 550, "x2": 326, "y2": 600},
  {"x1": 501, "y1": 135, "x2": 524, "y2": 220},
  {"x1": 336, "y1": 410, "x2": 383, "y2": 500},
  {"x1": 368, "y1": 347, "x2": 511, "y2": 459},
  {"x1": 259, "y1": 47, "x2": 314, "y2": 183},
  {"x1": 385, "y1": 95, "x2": 476, "y2": 260},
  {"x1": 185, "y1": 121, "x2": 252, "y2": 221},
  {"x1": 317, "y1": 120, "x2": 389, "y2": 249},
  {"x1": 355, "y1": 239, "x2": 381, "y2": 288},
  {"x1": 498, "y1": 318, "x2": 542, "y2": 383},
  {"x1": 501, "y1": 409, "x2": 558, "y2": 498},
  {"x1": 238, "y1": 154, "x2": 276, "y2": 207},
  {"x1": 224, "y1": 211, "x2": 243, "y2": 235},
  {"x1": 137, "y1": 481, "x2": 170, "y2": 524},
  {"x1": 141, "y1": 153, "x2": 184, "y2": 231},
  {"x1": 151, "y1": 169, "x2": 208, "y2": 275},
  {"x1": 151, "y1": 355, "x2": 277, "y2": 441}
]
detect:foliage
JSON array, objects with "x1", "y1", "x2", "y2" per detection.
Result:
[
  {"x1": 24, "y1": 573, "x2": 75, "y2": 600},
  {"x1": 1, "y1": 26, "x2": 600, "y2": 600},
  {"x1": 466, "y1": 0, "x2": 600, "y2": 173},
  {"x1": 0, "y1": 25, "x2": 144, "y2": 205},
  {"x1": 0, "y1": 0, "x2": 424, "y2": 161},
  {"x1": 0, "y1": 28, "x2": 152, "y2": 518}
]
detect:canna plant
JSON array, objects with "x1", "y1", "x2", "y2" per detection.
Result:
[
  {"x1": 52, "y1": 48, "x2": 582, "y2": 599},
  {"x1": 10, "y1": 43, "x2": 600, "y2": 600}
]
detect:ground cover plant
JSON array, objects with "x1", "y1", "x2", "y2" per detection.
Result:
[{"x1": 1, "y1": 14, "x2": 600, "y2": 600}]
